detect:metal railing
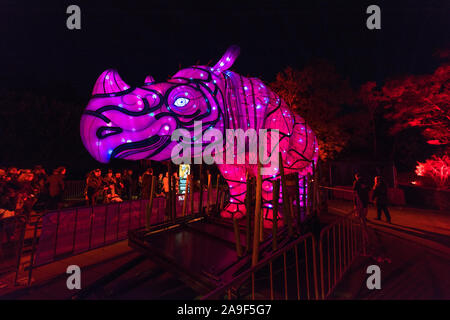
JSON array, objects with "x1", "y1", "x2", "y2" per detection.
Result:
[
  {"x1": 13, "y1": 188, "x2": 220, "y2": 286},
  {"x1": 14, "y1": 199, "x2": 155, "y2": 285},
  {"x1": 202, "y1": 209, "x2": 365, "y2": 300},
  {"x1": 0, "y1": 216, "x2": 23, "y2": 275},
  {"x1": 201, "y1": 232, "x2": 319, "y2": 300},
  {"x1": 319, "y1": 210, "x2": 364, "y2": 299}
]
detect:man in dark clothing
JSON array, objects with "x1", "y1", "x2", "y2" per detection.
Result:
[
  {"x1": 33, "y1": 165, "x2": 48, "y2": 210},
  {"x1": 353, "y1": 173, "x2": 370, "y2": 247},
  {"x1": 353, "y1": 173, "x2": 369, "y2": 217},
  {"x1": 372, "y1": 176, "x2": 391, "y2": 223},
  {"x1": 114, "y1": 172, "x2": 124, "y2": 198},
  {"x1": 47, "y1": 167, "x2": 65, "y2": 210},
  {"x1": 86, "y1": 169, "x2": 103, "y2": 206},
  {"x1": 121, "y1": 170, "x2": 131, "y2": 200}
]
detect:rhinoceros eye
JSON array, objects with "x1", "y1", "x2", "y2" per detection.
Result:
[{"x1": 174, "y1": 97, "x2": 189, "y2": 107}]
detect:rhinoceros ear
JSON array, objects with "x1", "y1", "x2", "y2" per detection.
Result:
[
  {"x1": 92, "y1": 69, "x2": 130, "y2": 96},
  {"x1": 144, "y1": 75, "x2": 155, "y2": 85},
  {"x1": 212, "y1": 45, "x2": 240, "y2": 73}
]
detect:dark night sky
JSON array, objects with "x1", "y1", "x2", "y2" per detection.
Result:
[
  {"x1": 0, "y1": 0, "x2": 448, "y2": 174},
  {"x1": 1, "y1": 0, "x2": 449, "y2": 98}
]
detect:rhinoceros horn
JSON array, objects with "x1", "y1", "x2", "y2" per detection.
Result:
[
  {"x1": 212, "y1": 45, "x2": 240, "y2": 72},
  {"x1": 92, "y1": 69, "x2": 130, "y2": 96},
  {"x1": 144, "y1": 75, "x2": 155, "y2": 85}
]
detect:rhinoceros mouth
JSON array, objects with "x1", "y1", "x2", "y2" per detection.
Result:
[{"x1": 111, "y1": 135, "x2": 171, "y2": 160}]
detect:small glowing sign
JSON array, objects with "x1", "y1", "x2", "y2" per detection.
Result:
[{"x1": 179, "y1": 164, "x2": 191, "y2": 195}]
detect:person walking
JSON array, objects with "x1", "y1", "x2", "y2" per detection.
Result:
[
  {"x1": 353, "y1": 172, "x2": 370, "y2": 250},
  {"x1": 372, "y1": 176, "x2": 392, "y2": 223}
]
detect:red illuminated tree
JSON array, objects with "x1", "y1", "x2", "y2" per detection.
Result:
[
  {"x1": 416, "y1": 155, "x2": 450, "y2": 189},
  {"x1": 378, "y1": 64, "x2": 450, "y2": 148}
]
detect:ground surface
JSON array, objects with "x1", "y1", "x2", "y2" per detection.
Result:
[{"x1": 327, "y1": 200, "x2": 450, "y2": 299}]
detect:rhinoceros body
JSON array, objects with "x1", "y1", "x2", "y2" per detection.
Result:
[{"x1": 80, "y1": 46, "x2": 319, "y2": 220}]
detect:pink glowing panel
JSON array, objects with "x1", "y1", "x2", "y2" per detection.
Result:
[{"x1": 80, "y1": 46, "x2": 319, "y2": 223}]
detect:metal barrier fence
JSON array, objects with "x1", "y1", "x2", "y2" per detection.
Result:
[
  {"x1": 33, "y1": 199, "x2": 152, "y2": 266},
  {"x1": 63, "y1": 180, "x2": 85, "y2": 201},
  {"x1": 319, "y1": 210, "x2": 363, "y2": 299},
  {"x1": 202, "y1": 232, "x2": 319, "y2": 300},
  {"x1": 0, "y1": 216, "x2": 23, "y2": 275},
  {"x1": 202, "y1": 210, "x2": 365, "y2": 300},
  {"x1": 12, "y1": 190, "x2": 219, "y2": 285}
]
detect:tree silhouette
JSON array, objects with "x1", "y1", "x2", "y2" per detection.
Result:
[{"x1": 271, "y1": 62, "x2": 365, "y2": 161}]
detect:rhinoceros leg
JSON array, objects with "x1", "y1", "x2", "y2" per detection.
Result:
[
  {"x1": 216, "y1": 164, "x2": 247, "y2": 219},
  {"x1": 246, "y1": 167, "x2": 281, "y2": 227}
]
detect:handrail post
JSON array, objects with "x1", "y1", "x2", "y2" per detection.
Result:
[
  {"x1": 167, "y1": 162, "x2": 173, "y2": 221},
  {"x1": 189, "y1": 174, "x2": 194, "y2": 215},
  {"x1": 146, "y1": 176, "x2": 156, "y2": 230},
  {"x1": 311, "y1": 237, "x2": 319, "y2": 300},
  {"x1": 252, "y1": 161, "x2": 262, "y2": 266},
  {"x1": 172, "y1": 173, "x2": 177, "y2": 220},
  {"x1": 27, "y1": 219, "x2": 40, "y2": 286},
  {"x1": 233, "y1": 217, "x2": 242, "y2": 257},
  {"x1": 181, "y1": 175, "x2": 189, "y2": 217},
  {"x1": 295, "y1": 173, "x2": 301, "y2": 232},
  {"x1": 279, "y1": 152, "x2": 292, "y2": 237},
  {"x1": 198, "y1": 164, "x2": 203, "y2": 215},
  {"x1": 206, "y1": 174, "x2": 212, "y2": 215},
  {"x1": 272, "y1": 179, "x2": 280, "y2": 251},
  {"x1": 245, "y1": 173, "x2": 252, "y2": 254},
  {"x1": 215, "y1": 174, "x2": 220, "y2": 215},
  {"x1": 319, "y1": 234, "x2": 325, "y2": 300}
]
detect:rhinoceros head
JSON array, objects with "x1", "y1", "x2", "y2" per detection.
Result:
[{"x1": 80, "y1": 46, "x2": 240, "y2": 163}]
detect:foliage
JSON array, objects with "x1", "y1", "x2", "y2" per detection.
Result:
[
  {"x1": 271, "y1": 62, "x2": 360, "y2": 161},
  {"x1": 378, "y1": 64, "x2": 449, "y2": 148},
  {"x1": 415, "y1": 155, "x2": 450, "y2": 189}
]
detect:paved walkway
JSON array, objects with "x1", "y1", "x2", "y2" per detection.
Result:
[{"x1": 327, "y1": 200, "x2": 450, "y2": 299}]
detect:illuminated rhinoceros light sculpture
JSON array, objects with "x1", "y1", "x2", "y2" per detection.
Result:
[{"x1": 80, "y1": 46, "x2": 319, "y2": 222}]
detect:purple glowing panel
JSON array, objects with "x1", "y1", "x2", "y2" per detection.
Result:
[{"x1": 80, "y1": 46, "x2": 319, "y2": 223}]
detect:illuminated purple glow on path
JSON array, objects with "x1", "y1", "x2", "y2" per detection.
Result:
[{"x1": 80, "y1": 46, "x2": 319, "y2": 223}]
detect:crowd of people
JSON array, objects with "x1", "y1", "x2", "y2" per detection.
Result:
[
  {"x1": 0, "y1": 166, "x2": 67, "y2": 219},
  {"x1": 0, "y1": 166, "x2": 67, "y2": 243},
  {"x1": 0, "y1": 165, "x2": 184, "y2": 220},
  {"x1": 84, "y1": 167, "x2": 180, "y2": 206}
]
